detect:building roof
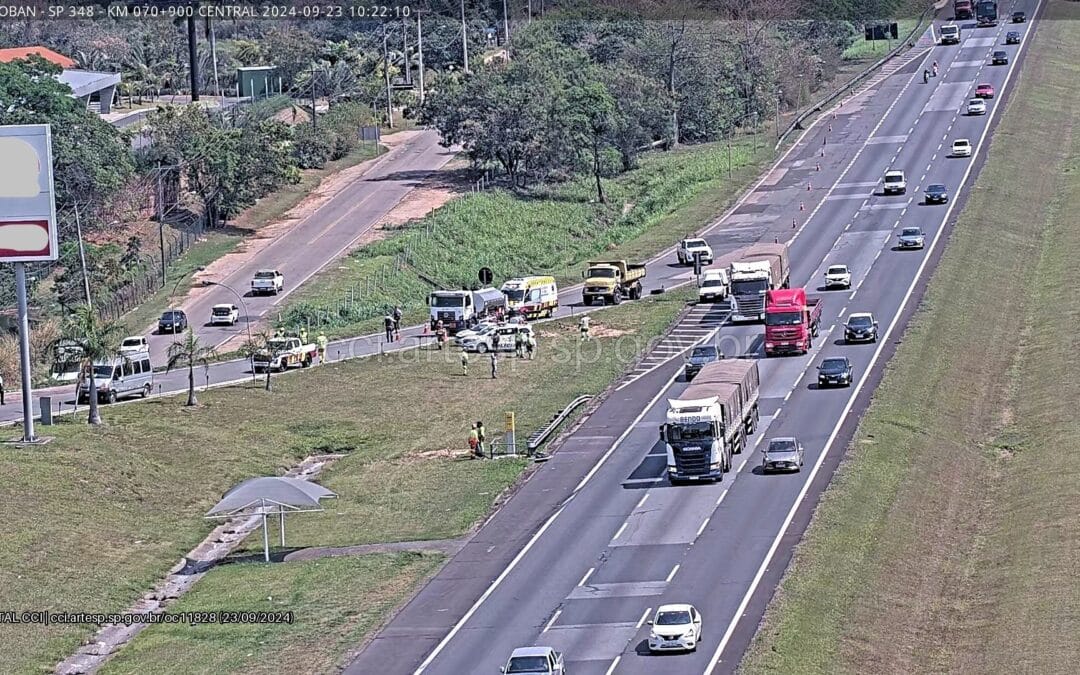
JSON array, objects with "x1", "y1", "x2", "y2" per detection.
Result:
[
  {"x1": 57, "y1": 69, "x2": 121, "y2": 97},
  {"x1": 0, "y1": 46, "x2": 76, "y2": 68}
]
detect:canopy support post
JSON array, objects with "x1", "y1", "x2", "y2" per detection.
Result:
[
  {"x1": 279, "y1": 505, "x2": 286, "y2": 546},
  {"x1": 262, "y1": 512, "x2": 270, "y2": 562}
]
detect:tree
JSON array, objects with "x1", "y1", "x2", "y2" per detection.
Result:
[
  {"x1": 58, "y1": 305, "x2": 127, "y2": 426},
  {"x1": 566, "y1": 76, "x2": 617, "y2": 203},
  {"x1": 240, "y1": 331, "x2": 275, "y2": 391},
  {"x1": 165, "y1": 329, "x2": 217, "y2": 406},
  {"x1": 0, "y1": 57, "x2": 135, "y2": 229}
]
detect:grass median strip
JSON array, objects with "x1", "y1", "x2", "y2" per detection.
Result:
[
  {"x1": 743, "y1": 7, "x2": 1080, "y2": 674},
  {"x1": 0, "y1": 290, "x2": 688, "y2": 673}
]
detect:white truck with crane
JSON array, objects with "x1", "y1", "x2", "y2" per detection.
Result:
[
  {"x1": 661, "y1": 360, "x2": 760, "y2": 483},
  {"x1": 728, "y1": 243, "x2": 791, "y2": 322}
]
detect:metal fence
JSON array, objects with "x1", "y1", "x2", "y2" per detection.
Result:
[{"x1": 97, "y1": 225, "x2": 202, "y2": 322}]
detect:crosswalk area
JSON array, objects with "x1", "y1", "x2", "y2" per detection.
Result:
[{"x1": 615, "y1": 302, "x2": 730, "y2": 391}]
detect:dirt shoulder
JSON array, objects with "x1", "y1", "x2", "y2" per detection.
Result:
[{"x1": 742, "y1": 7, "x2": 1080, "y2": 674}]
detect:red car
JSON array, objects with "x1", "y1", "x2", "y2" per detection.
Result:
[{"x1": 975, "y1": 83, "x2": 995, "y2": 98}]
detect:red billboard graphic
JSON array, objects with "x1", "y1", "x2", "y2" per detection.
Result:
[{"x1": 0, "y1": 219, "x2": 52, "y2": 259}]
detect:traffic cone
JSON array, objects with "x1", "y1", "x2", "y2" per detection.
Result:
[
  {"x1": 816, "y1": 163, "x2": 821, "y2": 171},
  {"x1": 792, "y1": 218, "x2": 797, "y2": 228},
  {"x1": 800, "y1": 202, "x2": 805, "y2": 211},
  {"x1": 807, "y1": 182, "x2": 812, "y2": 191}
]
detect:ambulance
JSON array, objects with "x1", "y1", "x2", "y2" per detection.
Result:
[{"x1": 500, "y1": 276, "x2": 559, "y2": 319}]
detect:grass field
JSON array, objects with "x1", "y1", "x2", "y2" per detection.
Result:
[
  {"x1": 743, "y1": 7, "x2": 1080, "y2": 674},
  {"x1": 103, "y1": 553, "x2": 443, "y2": 675},
  {"x1": 0, "y1": 291, "x2": 688, "y2": 673},
  {"x1": 280, "y1": 135, "x2": 773, "y2": 339}
]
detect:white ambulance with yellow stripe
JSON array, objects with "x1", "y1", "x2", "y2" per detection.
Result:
[{"x1": 500, "y1": 276, "x2": 559, "y2": 319}]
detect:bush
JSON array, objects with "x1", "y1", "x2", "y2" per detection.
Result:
[{"x1": 293, "y1": 126, "x2": 334, "y2": 169}]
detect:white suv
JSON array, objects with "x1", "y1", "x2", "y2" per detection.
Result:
[
  {"x1": 824, "y1": 264, "x2": 852, "y2": 289},
  {"x1": 882, "y1": 170, "x2": 907, "y2": 195}
]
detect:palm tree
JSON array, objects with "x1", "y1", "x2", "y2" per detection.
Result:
[
  {"x1": 58, "y1": 305, "x2": 127, "y2": 426},
  {"x1": 165, "y1": 328, "x2": 217, "y2": 406}
]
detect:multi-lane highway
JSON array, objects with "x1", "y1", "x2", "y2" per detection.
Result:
[{"x1": 344, "y1": 5, "x2": 1040, "y2": 674}]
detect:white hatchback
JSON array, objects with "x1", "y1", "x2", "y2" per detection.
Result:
[{"x1": 951, "y1": 138, "x2": 972, "y2": 157}]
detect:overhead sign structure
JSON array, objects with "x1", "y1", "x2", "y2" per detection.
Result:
[{"x1": 0, "y1": 124, "x2": 59, "y2": 263}]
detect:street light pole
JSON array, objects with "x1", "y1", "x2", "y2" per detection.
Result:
[{"x1": 203, "y1": 279, "x2": 255, "y2": 382}]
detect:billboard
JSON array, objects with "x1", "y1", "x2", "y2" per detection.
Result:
[{"x1": 0, "y1": 124, "x2": 59, "y2": 262}]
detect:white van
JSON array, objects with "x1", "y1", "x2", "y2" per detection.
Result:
[
  {"x1": 698, "y1": 269, "x2": 730, "y2": 302},
  {"x1": 78, "y1": 350, "x2": 154, "y2": 404}
]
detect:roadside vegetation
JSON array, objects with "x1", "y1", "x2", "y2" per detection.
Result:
[
  {"x1": 282, "y1": 136, "x2": 771, "y2": 338},
  {"x1": 0, "y1": 291, "x2": 688, "y2": 673},
  {"x1": 743, "y1": 6, "x2": 1080, "y2": 673}
]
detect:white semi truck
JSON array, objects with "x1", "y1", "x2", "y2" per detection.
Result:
[
  {"x1": 728, "y1": 243, "x2": 790, "y2": 322},
  {"x1": 661, "y1": 360, "x2": 761, "y2": 483}
]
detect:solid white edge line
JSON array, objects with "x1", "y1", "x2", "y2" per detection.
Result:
[
  {"x1": 414, "y1": 356, "x2": 688, "y2": 673},
  {"x1": 702, "y1": 6, "x2": 1042, "y2": 671}
]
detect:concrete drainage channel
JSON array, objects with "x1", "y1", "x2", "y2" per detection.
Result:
[{"x1": 54, "y1": 453, "x2": 341, "y2": 675}]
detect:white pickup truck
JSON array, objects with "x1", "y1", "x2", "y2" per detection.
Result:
[
  {"x1": 251, "y1": 269, "x2": 284, "y2": 296},
  {"x1": 253, "y1": 337, "x2": 317, "y2": 372}
]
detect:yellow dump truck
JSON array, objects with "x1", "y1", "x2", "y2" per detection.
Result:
[{"x1": 581, "y1": 260, "x2": 647, "y2": 306}]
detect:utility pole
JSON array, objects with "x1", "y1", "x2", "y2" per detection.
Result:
[
  {"x1": 775, "y1": 88, "x2": 782, "y2": 140},
  {"x1": 502, "y1": 0, "x2": 510, "y2": 53},
  {"x1": 460, "y1": 0, "x2": 469, "y2": 73},
  {"x1": 186, "y1": 14, "x2": 199, "y2": 102},
  {"x1": 417, "y1": 12, "x2": 425, "y2": 105},
  {"x1": 206, "y1": 16, "x2": 221, "y2": 99},
  {"x1": 156, "y1": 165, "x2": 167, "y2": 287},
  {"x1": 527, "y1": 0, "x2": 532, "y2": 22},
  {"x1": 72, "y1": 201, "x2": 93, "y2": 307},
  {"x1": 402, "y1": 16, "x2": 411, "y2": 84},
  {"x1": 383, "y1": 24, "x2": 395, "y2": 128},
  {"x1": 310, "y1": 66, "x2": 318, "y2": 130}
]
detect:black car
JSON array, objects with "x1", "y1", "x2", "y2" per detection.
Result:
[
  {"x1": 684, "y1": 344, "x2": 722, "y2": 380},
  {"x1": 817, "y1": 356, "x2": 853, "y2": 387},
  {"x1": 1011, "y1": 11, "x2": 1025, "y2": 22},
  {"x1": 992, "y1": 50, "x2": 1009, "y2": 65},
  {"x1": 1005, "y1": 30, "x2": 1021, "y2": 44},
  {"x1": 844, "y1": 313, "x2": 879, "y2": 343},
  {"x1": 924, "y1": 183, "x2": 949, "y2": 204},
  {"x1": 158, "y1": 309, "x2": 188, "y2": 334}
]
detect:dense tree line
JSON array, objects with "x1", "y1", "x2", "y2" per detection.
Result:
[{"x1": 419, "y1": 10, "x2": 873, "y2": 198}]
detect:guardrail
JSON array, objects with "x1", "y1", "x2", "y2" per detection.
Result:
[
  {"x1": 526, "y1": 394, "x2": 594, "y2": 453},
  {"x1": 774, "y1": 5, "x2": 936, "y2": 151}
]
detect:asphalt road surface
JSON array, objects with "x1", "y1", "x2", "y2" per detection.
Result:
[{"x1": 343, "y1": 6, "x2": 1041, "y2": 674}]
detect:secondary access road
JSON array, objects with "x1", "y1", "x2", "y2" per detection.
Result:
[
  {"x1": 0, "y1": 37, "x2": 918, "y2": 425},
  {"x1": 345, "y1": 5, "x2": 1039, "y2": 674},
  {"x1": 143, "y1": 128, "x2": 455, "y2": 364}
]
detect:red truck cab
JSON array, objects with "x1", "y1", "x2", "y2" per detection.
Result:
[{"x1": 764, "y1": 288, "x2": 821, "y2": 356}]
